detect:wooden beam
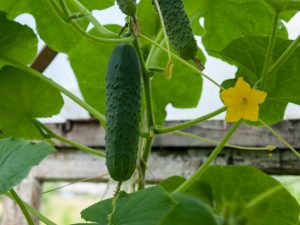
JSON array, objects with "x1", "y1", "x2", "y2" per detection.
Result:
[{"x1": 46, "y1": 119, "x2": 300, "y2": 149}]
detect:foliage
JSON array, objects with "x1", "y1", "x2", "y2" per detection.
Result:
[{"x1": 0, "y1": 0, "x2": 299, "y2": 224}]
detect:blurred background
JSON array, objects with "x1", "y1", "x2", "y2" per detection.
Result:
[{"x1": 0, "y1": 2, "x2": 299, "y2": 224}]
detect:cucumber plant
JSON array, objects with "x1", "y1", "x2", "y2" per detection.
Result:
[{"x1": 0, "y1": 0, "x2": 299, "y2": 224}]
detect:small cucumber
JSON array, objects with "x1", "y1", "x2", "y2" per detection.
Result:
[
  {"x1": 116, "y1": 0, "x2": 137, "y2": 16},
  {"x1": 105, "y1": 44, "x2": 141, "y2": 182},
  {"x1": 152, "y1": 0, "x2": 198, "y2": 60}
]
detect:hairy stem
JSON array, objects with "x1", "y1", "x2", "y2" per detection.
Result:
[
  {"x1": 175, "y1": 130, "x2": 276, "y2": 151},
  {"x1": 154, "y1": 107, "x2": 226, "y2": 134},
  {"x1": 260, "y1": 13, "x2": 279, "y2": 88},
  {"x1": 260, "y1": 119, "x2": 300, "y2": 158},
  {"x1": 5, "y1": 192, "x2": 57, "y2": 225},
  {"x1": 69, "y1": 0, "x2": 118, "y2": 37},
  {"x1": 153, "y1": 0, "x2": 172, "y2": 60},
  {"x1": 0, "y1": 56, "x2": 106, "y2": 126},
  {"x1": 247, "y1": 178, "x2": 300, "y2": 208},
  {"x1": 132, "y1": 38, "x2": 155, "y2": 128},
  {"x1": 38, "y1": 121, "x2": 106, "y2": 157},
  {"x1": 174, "y1": 121, "x2": 241, "y2": 193},
  {"x1": 138, "y1": 137, "x2": 154, "y2": 190},
  {"x1": 132, "y1": 37, "x2": 156, "y2": 189},
  {"x1": 50, "y1": 0, "x2": 133, "y2": 43},
  {"x1": 139, "y1": 33, "x2": 223, "y2": 89},
  {"x1": 9, "y1": 189, "x2": 35, "y2": 225},
  {"x1": 267, "y1": 35, "x2": 300, "y2": 78}
]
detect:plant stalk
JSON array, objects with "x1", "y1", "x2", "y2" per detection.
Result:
[
  {"x1": 154, "y1": 107, "x2": 226, "y2": 134},
  {"x1": 260, "y1": 13, "x2": 279, "y2": 88},
  {"x1": 38, "y1": 121, "x2": 106, "y2": 157},
  {"x1": 174, "y1": 121, "x2": 241, "y2": 193},
  {"x1": 9, "y1": 189, "x2": 35, "y2": 225}
]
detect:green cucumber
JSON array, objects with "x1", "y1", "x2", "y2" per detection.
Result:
[
  {"x1": 105, "y1": 44, "x2": 141, "y2": 182},
  {"x1": 116, "y1": 0, "x2": 137, "y2": 16},
  {"x1": 152, "y1": 0, "x2": 198, "y2": 60}
]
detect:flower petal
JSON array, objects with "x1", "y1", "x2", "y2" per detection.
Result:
[
  {"x1": 220, "y1": 88, "x2": 241, "y2": 106},
  {"x1": 225, "y1": 105, "x2": 243, "y2": 122},
  {"x1": 241, "y1": 103, "x2": 259, "y2": 121},
  {"x1": 235, "y1": 77, "x2": 251, "y2": 97},
  {"x1": 247, "y1": 89, "x2": 267, "y2": 104}
]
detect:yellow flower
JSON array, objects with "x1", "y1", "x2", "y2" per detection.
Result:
[{"x1": 220, "y1": 77, "x2": 267, "y2": 122}]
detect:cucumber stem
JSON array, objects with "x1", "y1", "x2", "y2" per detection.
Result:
[{"x1": 174, "y1": 121, "x2": 241, "y2": 193}]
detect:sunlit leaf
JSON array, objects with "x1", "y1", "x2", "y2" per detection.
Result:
[
  {"x1": 0, "y1": 138, "x2": 55, "y2": 194},
  {"x1": 0, "y1": 66, "x2": 64, "y2": 139},
  {"x1": 0, "y1": 12, "x2": 37, "y2": 68}
]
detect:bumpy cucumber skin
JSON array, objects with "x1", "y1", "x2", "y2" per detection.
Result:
[
  {"x1": 116, "y1": 0, "x2": 137, "y2": 16},
  {"x1": 105, "y1": 44, "x2": 141, "y2": 182},
  {"x1": 153, "y1": 0, "x2": 198, "y2": 60}
]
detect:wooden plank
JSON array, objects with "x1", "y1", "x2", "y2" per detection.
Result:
[
  {"x1": 28, "y1": 146, "x2": 299, "y2": 184},
  {"x1": 46, "y1": 119, "x2": 300, "y2": 149}
]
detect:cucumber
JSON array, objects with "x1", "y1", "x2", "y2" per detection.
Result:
[
  {"x1": 105, "y1": 44, "x2": 141, "y2": 182},
  {"x1": 116, "y1": 0, "x2": 137, "y2": 16},
  {"x1": 152, "y1": 0, "x2": 198, "y2": 60}
]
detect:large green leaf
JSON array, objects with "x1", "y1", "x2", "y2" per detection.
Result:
[
  {"x1": 0, "y1": 138, "x2": 55, "y2": 194},
  {"x1": 68, "y1": 30, "x2": 118, "y2": 115},
  {"x1": 81, "y1": 186, "x2": 174, "y2": 225},
  {"x1": 219, "y1": 36, "x2": 300, "y2": 124},
  {"x1": 0, "y1": 12, "x2": 37, "y2": 68},
  {"x1": 151, "y1": 49, "x2": 203, "y2": 124},
  {"x1": 0, "y1": 66, "x2": 64, "y2": 139},
  {"x1": 159, "y1": 193, "x2": 218, "y2": 225},
  {"x1": 0, "y1": 0, "x2": 114, "y2": 53},
  {"x1": 185, "y1": 0, "x2": 288, "y2": 53},
  {"x1": 199, "y1": 166, "x2": 300, "y2": 225}
]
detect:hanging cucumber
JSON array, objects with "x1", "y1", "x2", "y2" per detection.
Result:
[
  {"x1": 105, "y1": 44, "x2": 141, "y2": 182},
  {"x1": 152, "y1": 0, "x2": 198, "y2": 61},
  {"x1": 116, "y1": 0, "x2": 137, "y2": 16}
]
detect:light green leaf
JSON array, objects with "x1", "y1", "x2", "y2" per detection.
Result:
[
  {"x1": 0, "y1": 12, "x2": 37, "y2": 68},
  {"x1": 160, "y1": 193, "x2": 218, "y2": 225},
  {"x1": 81, "y1": 186, "x2": 174, "y2": 225},
  {"x1": 219, "y1": 36, "x2": 300, "y2": 124},
  {"x1": 68, "y1": 29, "x2": 118, "y2": 115},
  {"x1": 0, "y1": 138, "x2": 55, "y2": 194},
  {"x1": 81, "y1": 198, "x2": 112, "y2": 225},
  {"x1": 160, "y1": 176, "x2": 186, "y2": 192},
  {"x1": 159, "y1": 176, "x2": 213, "y2": 206},
  {"x1": 0, "y1": 66, "x2": 64, "y2": 139},
  {"x1": 199, "y1": 166, "x2": 300, "y2": 225},
  {"x1": 187, "y1": 0, "x2": 288, "y2": 53},
  {"x1": 151, "y1": 51, "x2": 203, "y2": 125},
  {"x1": 0, "y1": 0, "x2": 115, "y2": 53},
  {"x1": 74, "y1": 0, "x2": 114, "y2": 10}
]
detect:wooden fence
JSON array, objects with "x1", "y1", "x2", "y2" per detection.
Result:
[{"x1": 1, "y1": 119, "x2": 300, "y2": 225}]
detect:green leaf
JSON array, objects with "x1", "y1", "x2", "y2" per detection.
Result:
[
  {"x1": 188, "y1": 0, "x2": 288, "y2": 53},
  {"x1": 0, "y1": 12, "x2": 37, "y2": 68},
  {"x1": 137, "y1": 0, "x2": 160, "y2": 40},
  {"x1": 159, "y1": 176, "x2": 213, "y2": 206},
  {"x1": 68, "y1": 29, "x2": 118, "y2": 115},
  {"x1": 0, "y1": 138, "x2": 55, "y2": 194},
  {"x1": 160, "y1": 193, "x2": 218, "y2": 225},
  {"x1": 199, "y1": 166, "x2": 300, "y2": 225},
  {"x1": 219, "y1": 36, "x2": 300, "y2": 124},
  {"x1": 81, "y1": 198, "x2": 112, "y2": 225},
  {"x1": 0, "y1": 0, "x2": 115, "y2": 52},
  {"x1": 81, "y1": 186, "x2": 174, "y2": 225},
  {"x1": 74, "y1": 0, "x2": 114, "y2": 10},
  {"x1": 160, "y1": 176, "x2": 186, "y2": 192},
  {"x1": 0, "y1": 66, "x2": 64, "y2": 139},
  {"x1": 151, "y1": 52, "x2": 203, "y2": 125}
]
